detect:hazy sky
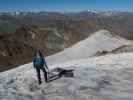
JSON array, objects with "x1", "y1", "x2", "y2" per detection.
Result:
[{"x1": 0, "y1": 0, "x2": 133, "y2": 12}]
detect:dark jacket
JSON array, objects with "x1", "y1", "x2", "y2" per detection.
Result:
[
  {"x1": 33, "y1": 57, "x2": 44, "y2": 67},
  {"x1": 33, "y1": 57, "x2": 48, "y2": 70}
]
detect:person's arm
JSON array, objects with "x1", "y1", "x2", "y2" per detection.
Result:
[
  {"x1": 33, "y1": 58, "x2": 36, "y2": 68},
  {"x1": 33, "y1": 63, "x2": 35, "y2": 68},
  {"x1": 43, "y1": 57, "x2": 49, "y2": 71}
]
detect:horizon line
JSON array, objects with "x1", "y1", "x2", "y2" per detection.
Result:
[{"x1": 0, "y1": 9, "x2": 133, "y2": 13}]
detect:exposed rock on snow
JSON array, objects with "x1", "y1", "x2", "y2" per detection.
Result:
[{"x1": 1, "y1": 53, "x2": 133, "y2": 100}]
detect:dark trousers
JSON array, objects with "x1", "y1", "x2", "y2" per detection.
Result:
[{"x1": 35, "y1": 65, "x2": 47, "y2": 84}]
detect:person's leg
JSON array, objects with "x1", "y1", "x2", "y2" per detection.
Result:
[
  {"x1": 41, "y1": 67, "x2": 48, "y2": 83},
  {"x1": 36, "y1": 68, "x2": 41, "y2": 84}
]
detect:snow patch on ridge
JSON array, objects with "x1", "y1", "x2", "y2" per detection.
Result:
[{"x1": 46, "y1": 29, "x2": 133, "y2": 65}]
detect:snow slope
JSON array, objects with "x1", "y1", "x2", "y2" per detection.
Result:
[
  {"x1": 46, "y1": 29, "x2": 133, "y2": 65},
  {"x1": 1, "y1": 53, "x2": 133, "y2": 100},
  {"x1": 1, "y1": 29, "x2": 133, "y2": 100}
]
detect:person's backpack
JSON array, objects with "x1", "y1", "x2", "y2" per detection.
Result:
[{"x1": 33, "y1": 58, "x2": 44, "y2": 67}]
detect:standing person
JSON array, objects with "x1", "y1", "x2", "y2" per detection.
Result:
[{"x1": 33, "y1": 49, "x2": 49, "y2": 84}]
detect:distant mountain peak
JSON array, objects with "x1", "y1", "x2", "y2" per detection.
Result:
[{"x1": 87, "y1": 9, "x2": 100, "y2": 14}]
